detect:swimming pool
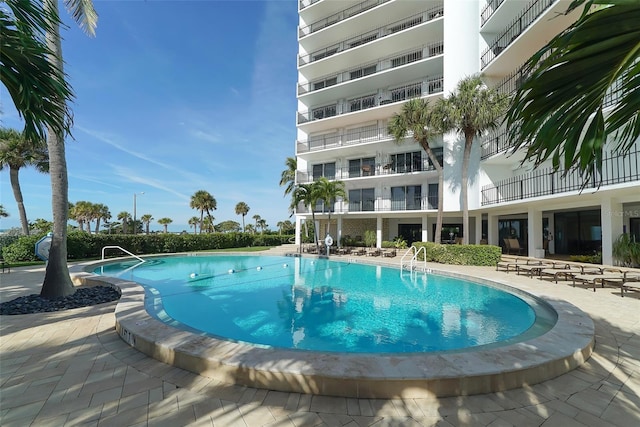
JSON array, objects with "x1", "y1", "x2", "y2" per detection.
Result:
[
  {"x1": 76, "y1": 253, "x2": 594, "y2": 398},
  {"x1": 95, "y1": 255, "x2": 555, "y2": 354}
]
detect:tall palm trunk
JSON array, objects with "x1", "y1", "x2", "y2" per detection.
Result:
[
  {"x1": 9, "y1": 167, "x2": 30, "y2": 235},
  {"x1": 420, "y1": 141, "x2": 443, "y2": 243},
  {"x1": 461, "y1": 136, "x2": 473, "y2": 245},
  {"x1": 40, "y1": 0, "x2": 74, "y2": 299}
]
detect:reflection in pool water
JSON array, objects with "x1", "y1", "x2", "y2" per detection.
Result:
[{"x1": 95, "y1": 255, "x2": 556, "y2": 353}]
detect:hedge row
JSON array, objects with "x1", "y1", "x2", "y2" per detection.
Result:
[
  {"x1": 413, "y1": 242, "x2": 502, "y2": 266},
  {"x1": 1, "y1": 232, "x2": 293, "y2": 263}
]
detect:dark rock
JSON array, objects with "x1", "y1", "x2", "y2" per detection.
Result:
[{"x1": 0, "y1": 286, "x2": 121, "y2": 315}]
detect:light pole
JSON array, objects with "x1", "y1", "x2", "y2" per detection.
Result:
[{"x1": 133, "y1": 192, "x2": 144, "y2": 235}]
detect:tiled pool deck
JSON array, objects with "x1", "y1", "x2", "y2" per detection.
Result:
[{"x1": 1, "y1": 248, "x2": 639, "y2": 426}]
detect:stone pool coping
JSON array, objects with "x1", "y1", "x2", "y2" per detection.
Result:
[{"x1": 70, "y1": 256, "x2": 595, "y2": 399}]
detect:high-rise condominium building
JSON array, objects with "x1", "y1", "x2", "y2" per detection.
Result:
[{"x1": 294, "y1": 0, "x2": 639, "y2": 265}]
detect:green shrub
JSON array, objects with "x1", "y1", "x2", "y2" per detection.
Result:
[
  {"x1": 1, "y1": 232, "x2": 292, "y2": 263},
  {"x1": 413, "y1": 242, "x2": 502, "y2": 266},
  {"x1": 569, "y1": 253, "x2": 602, "y2": 265},
  {"x1": 1, "y1": 234, "x2": 44, "y2": 262}
]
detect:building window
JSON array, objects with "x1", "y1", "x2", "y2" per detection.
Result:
[
  {"x1": 349, "y1": 94, "x2": 376, "y2": 112},
  {"x1": 313, "y1": 76, "x2": 338, "y2": 91},
  {"x1": 428, "y1": 183, "x2": 438, "y2": 209},
  {"x1": 349, "y1": 188, "x2": 375, "y2": 212},
  {"x1": 349, "y1": 33, "x2": 377, "y2": 48},
  {"x1": 350, "y1": 64, "x2": 377, "y2": 80},
  {"x1": 391, "y1": 50, "x2": 423, "y2": 68},
  {"x1": 391, "y1": 82, "x2": 422, "y2": 102},
  {"x1": 426, "y1": 147, "x2": 444, "y2": 169},
  {"x1": 349, "y1": 157, "x2": 375, "y2": 178},
  {"x1": 390, "y1": 151, "x2": 422, "y2": 173},
  {"x1": 388, "y1": 16, "x2": 423, "y2": 34},
  {"x1": 312, "y1": 104, "x2": 337, "y2": 120},
  {"x1": 391, "y1": 185, "x2": 421, "y2": 210},
  {"x1": 630, "y1": 218, "x2": 640, "y2": 243},
  {"x1": 312, "y1": 162, "x2": 335, "y2": 180}
]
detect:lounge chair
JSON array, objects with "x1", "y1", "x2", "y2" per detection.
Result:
[
  {"x1": 351, "y1": 247, "x2": 366, "y2": 256},
  {"x1": 382, "y1": 248, "x2": 396, "y2": 257},
  {"x1": 366, "y1": 248, "x2": 381, "y2": 257},
  {"x1": 572, "y1": 268, "x2": 625, "y2": 292},
  {"x1": 619, "y1": 272, "x2": 640, "y2": 297},
  {"x1": 496, "y1": 257, "x2": 537, "y2": 273}
]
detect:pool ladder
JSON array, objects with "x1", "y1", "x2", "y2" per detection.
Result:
[
  {"x1": 101, "y1": 246, "x2": 145, "y2": 263},
  {"x1": 400, "y1": 246, "x2": 427, "y2": 272}
]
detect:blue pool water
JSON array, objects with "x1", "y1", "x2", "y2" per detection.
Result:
[{"x1": 95, "y1": 255, "x2": 556, "y2": 354}]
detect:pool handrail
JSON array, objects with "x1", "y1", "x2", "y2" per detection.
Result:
[
  {"x1": 400, "y1": 245, "x2": 427, "y2": 272},
  {"x1": 101, "y1": 245, "x2": 145, "y2": 263}
]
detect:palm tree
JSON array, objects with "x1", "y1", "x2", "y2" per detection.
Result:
[
  {"x1": 117, "y1": 211, "x2": 131, "y2": 234},
  {"x1": 291, "y1": 183, "x2": 320, "y2": 253},
  {"x1": 245, "y1": 224, "x2": 256, "y2": 234},
  {"x1": 157, "y1": 217, "x2": 173, "y2": 233},
  {"x1": 235, "y1": 202, "x2": 250, "y2": 231},
  {"x1": 0, "y1": 1, "x2": 74, "y2": 142},
  {"x1": 94, "y1": 203, "x2": 110, "y2": 234},
  {"x1": 433, "y1": 75, "x2": 509, "y2": 244},
  {"x1": 280, "y1": 157, "x2": 297, "y2": 214},
  {"x1": 40, "y1": 0, "x2": 98, "y2": 299},
  {"x1": 506, "y1": 0, "x2": 640, "y2": 181},
  {"x1": 188, "y1": 216, "x2": 199, "y2": 234},
  {"x1": 252, "y1": 214, "x2": 262, "y2": 234},
  {"x1": 0, "y1": 205, "x2": 8, "y2": 218},
  {"x1": 202, "y1": 216, "x2": 215, "y2": 233},
  {"x1": 141, "y1": 214, "x2": 153, "y2": 234},
  {"x1": 313, "y1": 177, "x2": 346, "y2": 237},
  {"x1": 190, "y1": 190, "x2": 216, "y2": 234},
  {"x1": 0, "y1": 128, "x2": 49, "y2": 235},
  {"x1": 388, "y1": 98, "x2": 444, "y2": 243},
  {"x1": 277, "y1": 221, "x2": 285, "y2": 234},
  {"x1": 70, "y1": 201, "x2": 92, "y2": 232},
  {"x1": 257, "y1": 218, "x2": 268, "y2": 233}
]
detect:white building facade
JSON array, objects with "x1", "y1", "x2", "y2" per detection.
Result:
[{"x1": 294, "y1": 0, "x2": 640, "y2": 265}]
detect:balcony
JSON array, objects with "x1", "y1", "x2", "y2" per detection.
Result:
[
  {"x1": 481, "y1": 0, "x2": 555, "y2": 69},
  {"x1": 481, "y1": 128, "x2": 512, "y2": 160},
  {"x1": 299, "y1": 0, "x2": 322, "y2": 11},
  {"x1": 481, "y1": 0, "x2": 506, "y2": 27},
  {"x1": 299, "y1": 0, "x2": 391, "y2": 38},
  {"x1": 297, "y1": 77, "x2": 443, "y2": 124},
  {"x1": 295, "y1": 195, "x2": 439, "y2": 214},
  {"x1": 297, "y1": 126, "x2": 389, "y2": 153},
  {"x1": 481, "y1": 149, "x2": 639, "y2": 206},
  {"x1": 296, "y1": 159, "x2": 441, "y2": 184},
  {"x1": 298, "y1": 42, "x2": 443, "y2": 96},
  {"x1": 298, "y1": 7, "x2": 443, "y2": 67}
]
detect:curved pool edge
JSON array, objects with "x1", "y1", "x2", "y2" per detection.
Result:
[{"x1": 70, "y1": 258, "x2": 595, "y2": 399}]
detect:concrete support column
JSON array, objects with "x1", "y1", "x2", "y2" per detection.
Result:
[
  {"x1": 337, "y1": 216, "x2": 343, "y2": 248},
  {"x1": 601, "y1": 198, "x2": 624, "y2": 266},
  {"x1": 422, "y1": 215, "x2": 429, "y2": 242},
  {"x1": 528, "y1": 208, "x2": 543, "y2": 258},
  {"x1": 376, "y1": 216, "x2": 383, "y2": 248},
  {"x1": 295, "y1": 216, "x2": 302, "y2": 245},
  {"x1": 547, "y1": 215, "x2": 556, "y2": 255},
  {"x1": 487, "y1": 213, "x2": 499, "y2": 246},
  {"x1": 475, "y1": 214, "x2": 483, "y2": 244}
]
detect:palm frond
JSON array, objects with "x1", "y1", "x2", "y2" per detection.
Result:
[{"x1": 506, "y1": 1, "x2": 640, "y2": 178}]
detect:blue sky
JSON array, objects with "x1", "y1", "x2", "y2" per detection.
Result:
[{"x1": 0, "y1": 0, "x2": 299, "y2": 233}]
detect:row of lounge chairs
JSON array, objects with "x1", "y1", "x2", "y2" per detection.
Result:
[
  {"x1": 496, "y1": 256, "x2": 640, "y2": 297},
  {"x1": 302, "y1": 244, "x2": 397, "y2": 257},
  {"x1": 337, "y1": 247, "x2": 397, "y2": 257}
]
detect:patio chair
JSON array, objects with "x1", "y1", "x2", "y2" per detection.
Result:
[{"x1": 504, "y1": 238, "x2": 525, "y2": 255}]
